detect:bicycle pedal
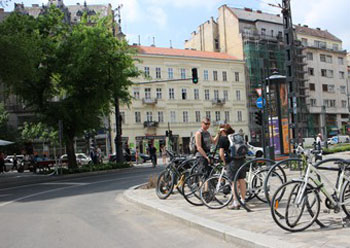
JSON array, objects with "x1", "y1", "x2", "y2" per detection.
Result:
[{"x1": 323, "y1": 209, "x2": 331, "y2": 214}]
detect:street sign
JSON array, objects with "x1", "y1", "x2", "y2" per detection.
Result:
[{"x1": 256, "y1": 97, "x2": 266, "y2": 109}]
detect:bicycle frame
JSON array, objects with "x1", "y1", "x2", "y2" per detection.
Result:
[{"x1": 296, "y1": 161, "x2": 350, "y2": 208}]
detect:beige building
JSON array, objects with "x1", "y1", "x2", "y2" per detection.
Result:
[
  {"x1": 295, "y1": 25, "x2": 349, "y2": 135},
  {"x1": 111, "y1": 46, "x2": 248, "y2": 154}
]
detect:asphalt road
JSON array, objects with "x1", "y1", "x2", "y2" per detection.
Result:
[{"x1": 0, "y1": 165, "x2": 235, "y2": 248}]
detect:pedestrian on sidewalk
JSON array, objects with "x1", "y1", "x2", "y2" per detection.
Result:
[
  {"x1": 148, "y1": 143, "x2": 157, "y2": 168},
  {"x1": 11, "y1": 153, "x2": 17, "y2": 171},
  {"x1": 195, "y1": 117, "x2": 220, "y2": 176},
  {"x1": 0, "y1": 152, "x2": 5, "y2": 173}
]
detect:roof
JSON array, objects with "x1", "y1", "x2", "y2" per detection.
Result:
[
  {"x1": 229, "y1": 7, "x2": 282, "y2": 24},
  {"x1": 134, "y1": 46, "x2": 239, "y2": 61},
  {"x1": 0, "y1": 11, "x2": 11, "y2": 22},
  {"x1": 295, "y1": 25, "x2": 341, "y2": 42}
]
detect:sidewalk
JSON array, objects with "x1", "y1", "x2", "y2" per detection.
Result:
[{"x1": 125, "y1": 153, "x2": 350, "y2": 248}]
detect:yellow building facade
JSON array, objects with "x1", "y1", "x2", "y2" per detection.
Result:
[{"x1": 110, "y1": 46, "x2": 248, "y2": 154}]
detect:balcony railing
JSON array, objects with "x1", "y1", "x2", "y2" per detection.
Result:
[
  {"x1": 212, "y1": 98, "x2": 226, "y2": 105},
  {"x1": 143, "y1": 121, "x2": 159, "y2": 128},
  {"x1": 142, "y1": 98, "x2": 157, "y2": 105}
]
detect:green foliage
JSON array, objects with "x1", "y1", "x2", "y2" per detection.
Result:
[
  {"x1": 20, "y1": 121, "x2": 58, "y2": 145},
  {"x1": 0, "y1": 103, "x2": 8, "y2": 127},
  {"x1": 323, "y1": 145, "x2": 350, "y2": 154},
  {"x1": 0, "y1": 7, "x2": 140, "y2": 166},
  {"x1": 60, "y1": 162, "x2": 131, "y2": 174}
]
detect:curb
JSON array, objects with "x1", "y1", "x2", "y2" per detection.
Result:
[{"x1": 124, "y1": 186, "x2": 302, "y2": 248}]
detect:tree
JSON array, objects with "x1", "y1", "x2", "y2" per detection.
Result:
[{"x1": 0, "y1": 7, "x2": 139, "y2": 168}]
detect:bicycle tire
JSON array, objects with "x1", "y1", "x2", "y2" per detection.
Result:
[
  {"x1": 271, "y1": 181, "x2": 320, "y2": 232},
  {"x1": 156, "y1": 170, "x2": 175, "y2": 200},
  {"x1": 252, "y1": 168, "x2": 283, "y2": 203},
  {"x1": 182, "y1": 173, "x2": 206, "y2": 206},
  {"x1": 200, "y1": 175, "x2": 233, "y2": 209},
  {"x1": 340, "y1": 179, "x2": 350, "y2": 217}
]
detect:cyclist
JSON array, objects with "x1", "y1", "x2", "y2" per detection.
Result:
[{"x1": 195, "y1": 118, "x2": 220, "y2": 176}]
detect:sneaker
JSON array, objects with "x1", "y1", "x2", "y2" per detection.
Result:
[{"x1": 227, "y1": 200, "x2": 240, "y2": 210}]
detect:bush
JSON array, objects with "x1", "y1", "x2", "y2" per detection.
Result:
[
  {"x1": 59, "y1": 162, "x2": 131, "y2": 174},
  {"x1": 323, "y1": 144, "x2": 350, "y2": 154}
]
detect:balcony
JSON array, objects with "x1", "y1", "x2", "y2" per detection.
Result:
[
  {"x1": 212, "y1": 98, "x2": 226, "y2": 105},
  {"x1": 142, "y1": 98, "x2": 157, "y2": 105},
  {"x1": 143, "y1": 121, "x2": 159, "y2": 128}
]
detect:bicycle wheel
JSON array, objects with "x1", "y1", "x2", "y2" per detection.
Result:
[
  {"x1": 156, "y1": 170, "x2": 175, "y2": 200},
  {"x1": 340, "y1": 179, "x2": 350, "y2": 217},
  {"x1": 264, "y1": 159, "x2": 297, "y2": 205},
  {"x1": 271, "y1": 181, "x2": 320, "y2": 232},
  {"x1": 200, "y1": 175, "x2": 233, "y2": 209},
  {"x1": 182, "y1": 173, "x2": 206, "y2": 206},
  {"x1": 252, "y1": 168, "x2": 283, "y2": 203}
]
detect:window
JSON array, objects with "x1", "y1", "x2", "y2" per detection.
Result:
[
  {"x1": 204, "y1": 89, "x2": 210, "y2": 100},
  {"x1": 271, "y1": 30, "x2": 274, "y2": 37},
  {"x1": 308, "y1": 68, "x2": 314, "y2": 76},
  {"x1": 333, "y1": 44, "x2": 339, "y2": 51},
  {"x1": 235, "y1": 72, "x2": 240, "y2": 82},
  {"x1": 144, "y1": 67, "x2": 150, "y2": 77},
  {"x1": 156, "y1": 88, "x2": 162, "y2": 99},
  {"x1": 214, "y1": 90, "x2": 219, "y2": 100},
  {"x1": 156, "y1": 67, "x2": 161, "y2": 79},
  {"x1": 339, "y1": 71, "x2": 345, "y2": 79},
  {"x1": 309, "y1": 83, "x2": 315, "y2": 91},
  {"x1": 320, "y1": 54, "x2": 326, "y2": 62},
  {"x1": 310, "y1": 99, "x2": 316, "y2": 107},
  {"x1": 182, "y1": 88, "x2": 187, "y2": 100},
  {"x1": 322, "y1": 84, "x2": 328, "y2": 92},
  {"x1": 342, "y1": 100, "x2": 347, "y2": 108},
  {"x1": 195, "y1": 111, "x2": 201, "y2": 123},
  {"x1": 314, "y1": 40, "x2": 326, "y2": 49},
  {"x1": 301, "y1": 38, "x2": 308, "y2": 46},
  {"x1": 236, "y1": 90, "x2": 241, "y2": 101},
  {"x1": 204, "y1": 70, "x2": 209, "y2": 81},
  {"x1": 213, "y1": 71, "x2": 218, "y2": 81},
  {"x1": 120, "y1": 112, "x2": 125, "y2": 124},
  {"x1": 222, "y1": 71, "x2": 227, "y2": 81},
  {"x1": 328, "y1": 84, "x2": 335, "y2": 93},
  {"x1": 324, "y1": 99, "x2": 329, "y2": 107},
  {"x1": 328, "y1": 70, "x2": 334, "y2": 78},
  {"x1": 170, "y1": 111, "x2": 176, "y2": 123},
  {"x1": 135, "y1": 112, "x2": 141, "y2": 123},
  {"x1": 338, "y1": 57, "x2": 344, "y2": 65},
  {"x1": 146, "y1": 112, "x2": 152, "y2": 122},
  {"x1": 330, "y1": 100, "x2": 336, "y2": 108},
  {"x1": 321, "y1": 69, "x2": 327, "y2": 77},
  {"x1": 158, "y1": 111, "x2": 164, "y2": 123},
  {"x1": 224, "y1": 111, "x2": 230, "y2": 122},
  {"x1": 223, "y1": 90, "x2": 228, "y2": 101},
  {"x1": 194, "y1": 89, "x2": 199, "y2": 100},
  {"x1": 180, "y1": 68, "x2": 186, "y2": 79},
  {"x1": 168, "y1": 68, "x2": 173, "y2": 79},
  {"x1": 306, "y1": 52, "x2": 313, "y2": 60},
  {"x1": 145, "y1": 88, "x2": 151, "y2": 99},
  {"x1": 237, "y1": 111, "x2": 242, "y2": 122},
  {"x1": 133, "y1": 88, "x2": 140, "y2": 99},
  {"x1": 215, "y1": 111, "x2": 220, "y2": 121},
  {"x1": 183, "y1": 111, "x2": 188, "y2": 123},
  {"x1": 261, "y1": 28, "x2": 266, "y2": 35},
  {"x1": 340, "y1": 86, "x2": 346, "y2": 94},
  {"x1": 206, "y1": 111, "x2": 211, "y2": 120},
  {"x1": 169, "y1": 88, "x2": 175, "y2": 99},
  {"x1": 326, "y1": 55, "x2": 333, "y2": 63}
]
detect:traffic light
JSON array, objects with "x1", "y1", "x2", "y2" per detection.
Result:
[
  {"x1": 192, "y1": 68, "x2": 198, "y2": 84},
  {"x1": 255, "y1": 111, "x2": 263, "y2": 126}
]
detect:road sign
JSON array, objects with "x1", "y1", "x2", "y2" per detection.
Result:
[{"x1": 256, "y1": 97, "x2": 266, "y2": 109}]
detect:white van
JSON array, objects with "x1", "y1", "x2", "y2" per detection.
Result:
[{"x1": 337, "y1": 135, "x2": 350, "y2": 143}]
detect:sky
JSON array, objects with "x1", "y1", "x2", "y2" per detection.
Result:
[{"x1": 3, "y1": 0, "x2": 350, "y2": 51}]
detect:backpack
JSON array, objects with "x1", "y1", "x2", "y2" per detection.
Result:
[
  {"x1": 228, "y1": 133, "x2": 248, "y2": 159},
  {"x1": 189, "y1": 130, "x2": 203, "y2": 154}
]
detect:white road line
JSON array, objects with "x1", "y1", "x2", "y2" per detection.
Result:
[
  {"x1": 0, "y1": 174, "x2": 148, "y2": 208},
  {"x1": 40, "y1": 182, "x2": 89, "y2": 186}
]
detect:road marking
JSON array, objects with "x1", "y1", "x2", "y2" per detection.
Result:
[
  {"x1": 0, "y1": 194, "x2": 11, "y2": 197},
  {"x1": 0, "y1": 174, "x2": 148, "y2": 207},
  {"x1": 40, "y1": 182, "x2": 89, "y2": 186}
]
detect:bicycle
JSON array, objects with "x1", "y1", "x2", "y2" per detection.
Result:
[
  {"x1": 270, "y1": 156, "x2": 350, "y2": 232},
  {"x1": 156, "y1": 150, "x2": 197, "y2": 199}
]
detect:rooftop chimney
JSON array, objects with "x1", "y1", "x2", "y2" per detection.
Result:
[
  {"x1": 0, "y1": 8, "x2": 4, "y2": 12},
  {"x1": 76, "y1": 3, "x2": 80, "y2": 5},
  {"x1": 316, "y1": 27, "x2": 321, "y2": 30},
  {"x1": 257, "y1": 10, "x2": 262, "y2": 13},
  {"x1": 244, "y1": 7, "x2": 252, "y2": 12}
]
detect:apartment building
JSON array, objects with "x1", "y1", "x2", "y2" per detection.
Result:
[
  {"x1": 111, "y1": 46, "x2": 248, "y2": 154},
  {"x1": 295, "y1": 25, "x2": 349, "y2": 136}
]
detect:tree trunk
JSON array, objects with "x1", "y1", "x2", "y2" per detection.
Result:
[{"x1": 66, "y1": 136, "x2": 77, "y2": 169}]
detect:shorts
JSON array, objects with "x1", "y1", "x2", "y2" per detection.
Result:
[
  {"x1": 196, "y1": 156, "x2": 212, "y2": 177},
  {"x1": 226, "y1": 158, "x2": 246, "y2": 181}
]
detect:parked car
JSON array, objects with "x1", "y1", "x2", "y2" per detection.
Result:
[
  {"x1": 4, "y1": 155, "x2": 25, "y2": 171},
  {"x1": 247, "y1": 143, "x2": 264, "y2": 158},
  {"x1": 327, "y1": 136, "x2": 339, "y2": 145},
  {"x1": 60, "y1": 153, "x2": 92, "y2": 165},
  {"x1": 109, "y1": 149, "x2": 151, "y2": 163}
]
